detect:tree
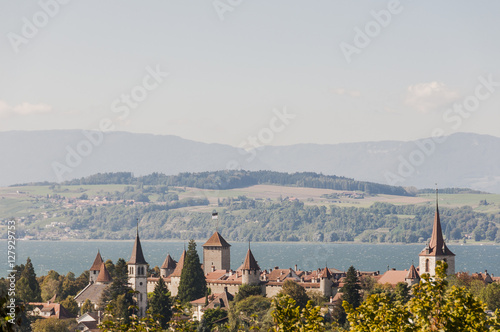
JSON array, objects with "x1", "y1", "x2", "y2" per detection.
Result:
[
  {"x1": 234, "y1": 284, "x2": 262, "y2": 302},
  {"x1": 60, "y1": 295, "x2": 78, "y2": 316},
  {"x1": 177, "y1": 240, "x2": 207, "y2": 303},
  {"x1": 279, "y1": 280, "x2": 310, "y2": 308},
  {"x1": 149, "y1": 277, "x2": 172, "y2": 328},
  {"x1": 336, "y1": 265, "x2": 361, "y2": 325},
  {"x1": 271, "y1": 295, "x2": 325, "y2": 332},
  {"x1": 17, "y1": 258, "x2": 41, "y2": 303},
  {"x1": 199, "y1": 308, "x2": 227, "y2": 332},
  {"x1": 99, "y1": 258, "x2": 135, "y2": 322},
  {"x1": 81, "y1": 299, "x2": 94, "y2": 315},
  {"x1": 31, "y1": 318, "x2": 77, "y2": 332},
  {"x1": 344, "y1": 261, "x2": 500, "y2": 331},
  {"x1": 481, "y1": 282, "x2": 500, "y2": 311},
  {"x1": 229, "y1": 295, "x2": 272, "y2": 330}
]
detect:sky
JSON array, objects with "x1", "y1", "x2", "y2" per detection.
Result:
[{"x1": 1, "y1": 0, "x2": 499, "y2": 147}]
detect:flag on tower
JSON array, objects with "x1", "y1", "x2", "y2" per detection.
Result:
[{"x1": 212, "y1": 212, "x2": 218, "y2": 220}]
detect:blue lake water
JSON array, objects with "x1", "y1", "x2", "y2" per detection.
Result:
[{"x1": 1, "y1": 240, "x2": 499, "y2": 278}]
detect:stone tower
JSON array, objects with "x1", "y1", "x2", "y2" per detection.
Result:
[
  {"x1": 202, "y1": 232, "x2": 231, "y2": 275},
  {"x1": 160, "y1": 254, "x2": 177, "y2": 278},
  {"x1": 419, "y1": 190, "x2": 455, "y2": 276},
  {"x1": 405, "y1": 264, "x2": 420, "y2": 287},
  {"x1": 319, "y1": 267, "x2": 333, "y2": 297},
  {"x1": 89, "y1": 250, "x2": 103, "y2": 283},
  {"x1": 241, "y1": 247, "x2": 261, "y2": 286},
  {"x1": 128, "y1": 229, "x2": 148, "y2": 317}
]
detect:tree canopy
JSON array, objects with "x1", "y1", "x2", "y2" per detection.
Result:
[{"x1": 177, "y1": 240, "x2": 207, "y2": 303}]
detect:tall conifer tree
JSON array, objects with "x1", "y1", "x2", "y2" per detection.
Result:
[{"x1": 177, "y1": 240, "x2": 207, "y2": 303}]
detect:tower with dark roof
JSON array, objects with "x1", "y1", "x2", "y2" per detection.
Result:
[
  {"x1": 160, "y1": 254, "x2": 177, "y2": 278},
  {"x1": 95, "y1": 262, "x2": 112, "y2": 285},
  {"x1": 89, "y1": 250, "x2": 103, "y2": 283},
  {"x1": 405, "y1": 264, "x2": 420, "y2": 286},
  {"x1": 202, "y1": 232, "x2": 231, "y2": 275},
  {"x1": 128, "y1": 228, "x2": 148, "y2": 317},
  {"x1": 418, "y1": 190, "x2": 455, "y2": 276},
  {"x1": 319, "y1": 267, "x2": 333, "y2": 297},
  {"x1": 241, "y1": 247, "x2": 261, "y2": 286}
]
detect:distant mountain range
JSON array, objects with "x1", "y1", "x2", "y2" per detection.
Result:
[{"x1": 1, "y1": 130, "x2": 499, "y2": 193}]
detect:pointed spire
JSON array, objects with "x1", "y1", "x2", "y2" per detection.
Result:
[
  {"x1": 241, "y1": 248, "x2": 260, "y2": 271},
  {"x1": 406, "y1": 264, "x2": 419, "y2": 280},
  {"x1": 319, "y1": 266, "x2": 332, "y2": 279},
  {"x1": 96, "y1": 262, "x2": 112, "y2": 283},
  {"x1": 161, "y1": 254, "x2": 177, "y2": 270},
  {"x1": 170, "y1": 249, "x2": 186, "y2": 277},
  {"x1": 421, "y1": 187, "x2": 455, "y2": 257},
  {"x1": 128, "y1": 227, "x2": 147, "y2": 265},
  {"x1": 90, "y1": 250, "x2": 103, "y2": 271}
]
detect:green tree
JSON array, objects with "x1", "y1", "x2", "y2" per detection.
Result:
[
  {"x1": 234, "y1": 284, "x2": 262, "y2": 302},
  {"x1": 229, "y1": 295, "x2": 272, "y2": 330},
  {"x1": 60, "y1": 295, "x2": 78, "y2": 316},
  {"x1": 149, "y1": 277, "x2": 172, "y2": 328},
  {"x1": 177, "y1": 240, "x2": 207, "y2": 303},
  {"x1": 279, "y1": 280, "x2": 310, "y2": 308},
  {"x1": 481, "y1": 282, "x2": 500, "y2": 311},
  {"x1": 344, "y1": 261, "x2": 500, "y2": 332},
  {"x1": 31, "y1": 318, "x2": 77, "y2": 332},
  {"x1": 17, "y1": 258, "x2": 41, "y2": 303},
  {"x1": 81, "y1": 299, "x2": 94, "y2": 315},
  {"x1": 271, "y1": 295, "x2": 325, "y2": 332},
  {"x1": 99, "y1": 258, "x2": 135, "y2": 322},
  {"x1": 342, "y1": 266, "x2": 361, "y2": 309},
  {"x1": 199, "y1": 308, "x2": 227, "y2": 332}
]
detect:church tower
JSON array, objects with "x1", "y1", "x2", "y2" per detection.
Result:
[
  {"x1": 89, "y1": 250, "x2": 103, "y2": 283},
  {"x1": 202, "y1": 232, "x2": 231, "y2": 275},
  {"x1": 128, "y1": 228, "x2": 148, "y2": 317},
  {"x1": 160, "y1": 254, "x2": 177, "y2": 278},
  {"x1": 241, "y1": 246, "x2": 261, "y2": 286},
  {"x1": 319, "y1": 266, "x2": 333, "y2": 297},
  {"x1": 419, "y1": 189, "x2": 455, "y2": 276}
]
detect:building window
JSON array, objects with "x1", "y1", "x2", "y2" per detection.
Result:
[{"x1": 425, "y1": 259, "x2": 429, "y2": 273}]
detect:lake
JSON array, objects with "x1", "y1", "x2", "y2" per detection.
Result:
[{"x1": 1, "y1": 240, "x2": 499, "y2": 278}]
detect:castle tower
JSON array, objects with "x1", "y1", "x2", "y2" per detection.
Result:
[
  {"x1": 168, "y1": 249, "x2": 186, "y2": 297},
  {"x1": 160, "y1": 254, "x2": 177, "y2": 278},
  {"x1": 95, "y1": 262, "x2": 112, "y2": 285},
  {"x1": 241, "y1": 247, "x2": 261, "y2": 286},
  {"x1": 405, "y1": 264, "x2": 420, "y2": 287},
  {"x1": 89, "y1": 250, "x2": 103, "y2": 283},
  {"x1": 319, "y1": 267, "x2": 333, "y2": 297},
  {"x1": 202, "y1": 232, "x2": 230, "y2": 275},
  {"x1": 419, "y1": 190, "x2": 455, "y2": 276},
  {"x1": 128, "y1": 229, "x2": 148, "y2": 317}
]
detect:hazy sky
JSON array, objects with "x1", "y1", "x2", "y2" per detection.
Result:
[{"x1": 1, "y1": 1, "x2": 499, "y2": 147}]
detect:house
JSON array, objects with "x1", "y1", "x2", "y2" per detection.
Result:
[{"x1": 29, "y1": 295, "x2": 74, "y2": 319}]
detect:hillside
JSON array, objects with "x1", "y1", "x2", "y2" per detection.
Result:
[
  {"x1": 1, "y1": 131, "x2": 500, "y2": 193},
  {"x1": 1, "y1": 172, "x2": 499, "y2": 243}
]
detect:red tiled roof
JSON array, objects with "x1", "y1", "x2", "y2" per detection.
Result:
[
  {"x1": 319, "y1": 267, "x2": 332, "y2": 279},
  {"x1": 29, "y1": 302, "x2": 75, "y2": 319},
  {"x1": 241, "y1": 249, "x2": 260, "y2": 271},
  {"x1": 90, "y1": 251, "x2": 103, "y2": 271},
  {"x1": 128, "y1": 231, "x2": 148, "y2": 265},
  {"x1": 96, "y1": 262, "x2": 112, "y2": 283},
  {"x1": 161, "y1": 254, "x2": 177, "y2": 270},
  {"x1": 377, "y1": 270, "x2": 408, "y2": 286},
  {"x1": 202, "y1": 232, "x2": 230, "y2": 248},
  {"x1": 205, "y1": 270, "x2": 229, "y2": 281},
  {"x1": 170, "y1": 250, "x2": 186, "y2": 277}
]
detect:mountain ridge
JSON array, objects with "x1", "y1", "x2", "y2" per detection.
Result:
[{"x1": 1, "y1": 130, "x2": 499, "y2": 193}]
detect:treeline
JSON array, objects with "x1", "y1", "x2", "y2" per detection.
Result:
[
  {"x1": 58, "y1": 170, "x2": 411, "y2": 196},
  {"x1": 47, "y1": 198, "x2": 500, "y2": 243}
]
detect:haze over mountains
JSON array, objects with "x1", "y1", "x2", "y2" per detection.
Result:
[{"x1": 1, "y1": 130, "x2": 499, "y2": 193}]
